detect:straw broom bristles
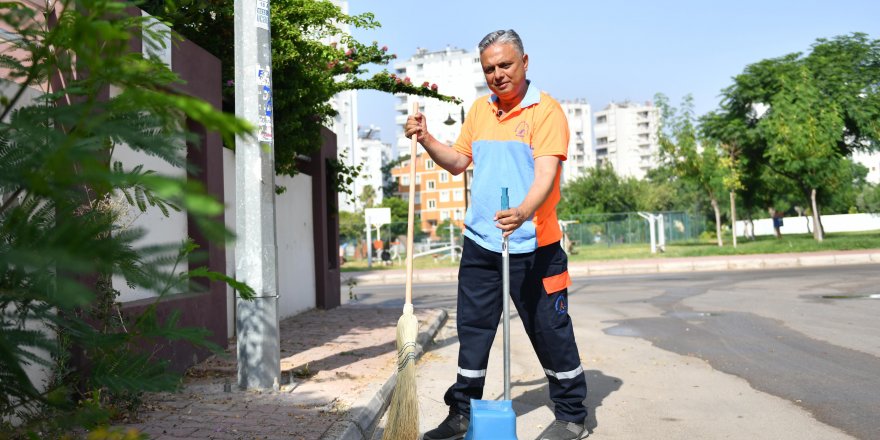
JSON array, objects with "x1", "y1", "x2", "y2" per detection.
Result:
[
  {"x1": 382, "y1": 303, "x2": 419, "y2": 439},
  {"x1": 383, "y1": 101, "x2": 422, "y2": 439}
]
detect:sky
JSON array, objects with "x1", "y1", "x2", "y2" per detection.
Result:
[{"x1": 348, "y1": 0, "x2": 880, "y2": 146}]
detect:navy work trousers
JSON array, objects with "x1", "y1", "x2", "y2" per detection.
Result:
[{"x1": 444, "y1": 237, "x2": 588, "y2": 423}]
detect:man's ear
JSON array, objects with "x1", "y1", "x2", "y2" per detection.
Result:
[{"x1": 523, "y1": 53, "x2": 529, "y2": 71}]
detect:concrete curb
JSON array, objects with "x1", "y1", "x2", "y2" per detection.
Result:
[
  {"x1": 345, "y1": 251, "x2": 880, "y2": 286},
  {"x1": 324, "y1": 309, "x2": 450, "y2": 440}
]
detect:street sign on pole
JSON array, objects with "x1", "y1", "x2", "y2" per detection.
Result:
[{"x1": 234, "y1": 0, "x2": 280, "y2": 390}]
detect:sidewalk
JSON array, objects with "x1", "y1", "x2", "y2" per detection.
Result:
[
  {"x1": 117, "y1": 307, "x2": 447, "y2": 440},
  {"x1": 117, "y1": 249, "x2": 878, "y2": 440}
]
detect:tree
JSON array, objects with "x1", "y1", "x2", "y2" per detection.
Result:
[
  {"x1": 713, "y1": 34, "x2": 880, "y2": 241},
  {"x1": 140, "y1": 0, "x2": 461, "y2": 178},
  {"x1": 559, "y1": 164, "x2": 640, "y2": 217},
  {"x1": 358, "y1": 184, "x2": 377, "y2": 209},
  {"x1": 1, "y1": 0, "x2": 252, "y2": 436},
  {"x1": 656, "y1": 94, "x2": 727, "y2": 246},
  {"x1": 857, "y1": 183, "x2": 880, "y2": 213},
  {"x1": 379, "y1": 195, "x2": 408, "y2": 239}
]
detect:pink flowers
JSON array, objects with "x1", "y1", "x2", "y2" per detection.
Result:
[
  {"x1": 345, "y1": 49, "x2": 353, "y2": 56},
  {"x1": 403, "y1": 76, "x2": 412, "y2": 84},
  {"x1": 431, "y1": 83, "x2": 438, "y2": 91},
  {"x1": 422, "y1": 81, "x2": 430, "y2": 88},
  {"x1": 381, "y1": 45, "x2": 388, "y2": 52}
]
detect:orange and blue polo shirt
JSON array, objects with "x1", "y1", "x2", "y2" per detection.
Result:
[{"x1": 453, "y1": 83, "x2": 568, "y2": 254}]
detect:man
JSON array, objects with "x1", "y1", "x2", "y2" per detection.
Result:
[{"x1": 405, "y1": 29, "x2": 588, "y2": 440}]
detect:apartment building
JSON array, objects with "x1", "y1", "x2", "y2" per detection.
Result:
[
  {"x1": 559, "y1": 99, "x2": 593, "y2": 185},
  {"x1": 389, "y1": 153, "x2": 473, "y2": 238},
  {"x1": 355, "y1": 125, "x2": 394, "y2": 207},
  {"x1": 593, "y1": 101, "x2": 660, "y2": 179},
  {"x1": 852, "y1": 150, "x2": 880, "y2": 184}
]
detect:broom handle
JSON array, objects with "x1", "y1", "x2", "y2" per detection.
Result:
[
  {"x1": 405, "y1": 102, "x2": 419, "y2": 306},
  {"x1": 501, "y1": 188, "x2": 510, "y2": 401}
]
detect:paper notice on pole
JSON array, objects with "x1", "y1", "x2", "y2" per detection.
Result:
[
  {"x1": 256, "y1": 0, "x2": 270, "y2": 30},
  {"x1": 257, "y1": 66, "x2": 273, "y2": 143}
]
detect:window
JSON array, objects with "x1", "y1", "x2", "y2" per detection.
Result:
[
  {"x1": 427, "y1": 199, "x2": 436, "y2": 209},
  {"x1": 439, "y1": 172, "x2": 448, "y2": 182},
  {"x1": 638, "y1": 122, "x2": 650, "y2": 129},
  {"x1": 426, "y1": 159, "x2": 435, "y2": 169},
  {"x1": 453, "y1": 189, "x2": 463, "y2": 201},
  {"x1": 454, "y1": 209, "x2": 463, "y2": 220},
  {"x1": 440, "y1": 210, "x2": 449, "y2": 220},
  {"x1": 574, "y1": 108, "x2": 582, "y2": 117},
  {"x1": 416, "y1": 175, "x2": 421, "y2": 184},
  {"x1": 415, "y1": 194, "x2": 421, "y2": 204},
  {"x1": 596, "y1": 115, "x2": 607, "y2": 124},
  {"x1": 597, "y1": 137, "x2": 608, "y2": 145},
  {"x1": 452, "y1": 173, "x2": 463, "y2": 182},
  {"x1": 401, "y1": 175, "x2": 409, "y2": 186},
  {"x1": 440, "y1": 190, "x2": 450, "y2": 202},
  {"x1": 427, "y1": 180, "x2": 436, "y2": 190},
  {"x1": 638, "y1": 111, "x2": 649, "y2": 118},
  {"x1": 638, "y1": 133, "x2": 650, "y2": 141}
]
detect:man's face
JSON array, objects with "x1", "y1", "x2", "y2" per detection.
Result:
[{"x1": 480, "y1": 42, "x2": 529, "y2": 103}]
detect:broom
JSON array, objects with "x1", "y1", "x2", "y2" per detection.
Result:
[{"x1": 382, "y1": 102, "x2": 421, "y2": 440}]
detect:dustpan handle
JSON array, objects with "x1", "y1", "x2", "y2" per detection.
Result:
[{"x1": 501, "y1": 188, "x2": 510, "y2": 401}]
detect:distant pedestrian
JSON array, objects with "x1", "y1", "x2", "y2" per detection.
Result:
[{"x1": 770, "y1": 208, "x2": 784, "y2": 239}]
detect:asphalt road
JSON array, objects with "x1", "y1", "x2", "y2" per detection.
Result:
[{"x1": 351, "y1": 264, "x2": 880, "y2": 439}]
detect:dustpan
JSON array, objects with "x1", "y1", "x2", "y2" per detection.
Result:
[{"x1": 464, "y1": 187, "x2": 518, "y2": 440}]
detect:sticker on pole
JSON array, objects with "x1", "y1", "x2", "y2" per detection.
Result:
[
  {"x1": 257, "y1": 65, "x2": 273, "y2": 143},
  {"x1": 256, "y1": 0, "x2": 270, "y2": 30}
]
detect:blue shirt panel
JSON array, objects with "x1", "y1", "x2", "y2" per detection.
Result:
[{"x1": 463, "y1": 139, "x2": 537, "y2": 253}]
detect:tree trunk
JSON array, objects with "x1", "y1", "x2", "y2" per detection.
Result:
[
  {"x1": 810, "y1": 188, "x2": 823, "y2": 242},
  {"x1": 711, "y1": 197, "x2": 723, "y2": 247},
  {"x1": 729, "y1": 191, "x2": 737, "y2": 248}
]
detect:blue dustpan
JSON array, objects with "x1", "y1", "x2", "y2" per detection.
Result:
[
  {"x1": 464, "y1": 399, "x2": 516, "y2": 440},
  {"x1": 464, "y1": 188, "x2": 518, "y2": 440}
]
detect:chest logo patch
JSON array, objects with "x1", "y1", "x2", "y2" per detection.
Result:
[{"x1": 515, "y1": 121, "x2": 529, "y2": 139}]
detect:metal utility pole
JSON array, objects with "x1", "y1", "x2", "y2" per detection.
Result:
[{"x1": 234, "y1": 0, "x2": 280, "y2": 390}]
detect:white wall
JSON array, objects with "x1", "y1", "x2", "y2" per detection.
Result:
[
  {"x1": 275, "y1": 173, "x2": 316, "y2": 318},
  {"x1": 223, "y1": 149, "x2": 317, "y2": 338},
  {"x1": 110, "y1": 136, "x2": 188, "y2": 303},
  {"x1": 736, "y1": 213, "x2": 880, "y2": 237}
]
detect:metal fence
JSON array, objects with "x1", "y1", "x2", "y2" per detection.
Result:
[
  {"x1": 562, "y1": 211, "x2": 705, "y2": 247},
  {"x1": 340, "y1": 211, "x2": 706, "y2": 256}
]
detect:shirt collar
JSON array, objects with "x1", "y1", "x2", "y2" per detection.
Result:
[{"x1": 487, "y1": 80, "x2": 540, "y2": 109}]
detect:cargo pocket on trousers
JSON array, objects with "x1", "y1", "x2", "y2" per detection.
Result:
[{"x1": 542, "y1": 270, "x2": 571, "y2": 295}]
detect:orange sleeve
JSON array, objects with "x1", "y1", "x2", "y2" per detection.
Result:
[
  {"x1": 532, "y1": 97, "x2": 569, "y2": 161},
  {"x1": 452, "y1": 100, "x2": 481, "y2": 158}
]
